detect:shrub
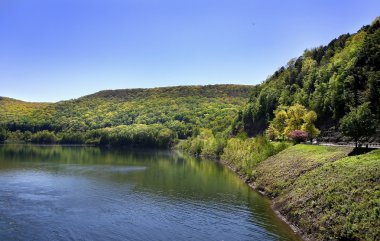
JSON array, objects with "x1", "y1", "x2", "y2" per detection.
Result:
[
  {"x1": 288, "y1": 130, "x2": 308, "y2": 144},
  {"x1": 97, "y1": 124, "x2": 176, "y2": 148},
  {"x1": 31, "y1": 130, "x2": 58, "y2": 144},
  {"x1": 221, "y1": 136, "x2": 291, "y2": 176},
  {"x1": 214, "y1": 136, "x2": 227, "y2": 156},
  {"x1": 189, "y1": 138, "x2": 204, "y2": 156},
  {"x1": 59, "y1": 132, "x2": 85, "y2": 144},
  {"x1": 176, "y1": 129, "x2": 227, "y2": 158}
]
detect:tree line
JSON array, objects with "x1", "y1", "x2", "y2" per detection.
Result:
[
  {"x1": 233, "y1": 18, "x2": 380, "y2": 144},
  {"x1": 1, "y1": 19, "x2": 379, "y2": 148},
  {"x1": 0, "y1": 85, "x2": 254, "y2": 147}
]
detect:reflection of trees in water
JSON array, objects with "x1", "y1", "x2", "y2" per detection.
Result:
[
  {"x1": 0, "y1": 144, "x2": 302, "y2": 241},
  {"x1": 0, "y1": 145, "x2": 247, "y2": 200}
]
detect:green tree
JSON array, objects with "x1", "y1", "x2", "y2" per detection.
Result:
[
  {"x1": 301, "y1": 111, "x2": 320, "y2": 140},
  {"x1": 340, "y1": 102, "x2": 378, "y2": 147},
  {"x1": 233, "y1": 18, "x2": 380, "y2": 140},
  {"x1": 266, "y1": 125, "x2": 277, "y2": 141},
  {"x1": 268, "y1": 104, "x2": 320, "y2": 141},
  {"x1": 268, "y1": 109, "x2": 288, "y2": 140},
  {"x1": 284, "y1": 104, "x2": 307, "y2": 135}
]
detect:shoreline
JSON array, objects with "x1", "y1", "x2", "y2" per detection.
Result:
[{"x1": 220, "y1": 159, "x2": 309, "y2": 241}]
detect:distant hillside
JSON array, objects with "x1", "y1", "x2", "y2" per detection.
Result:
[
  {"x1": 234, "y1": 18, "x2": 380, "y2": 142},
  {"x1": 85, "y1": 85, "x2": 253, "y2": 100},
  {"x1": 0, "y1": 85, "x2": 255, "y2": 139},
  {"x1": 0, "y1": 97, "x2": 50, "y2": 124}
]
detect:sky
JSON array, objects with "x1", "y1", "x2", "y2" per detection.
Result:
[{"x1": 0, "y1": 0, "x2": 379, "y2": 102}]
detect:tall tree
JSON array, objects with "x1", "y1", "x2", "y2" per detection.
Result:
[
  {"x1": 340, "y1": 102, "x2": 378, "y2": 147},
  {"x1": 301, "y1": 111, "x2": 320, "y2": 140}
]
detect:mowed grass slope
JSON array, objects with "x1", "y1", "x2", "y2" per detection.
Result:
[
  {"x1": 253, "y1": 144, "x2": 353, "y2": 197},
  {"x1": 275, "y1": 149, "x2": 380, "y2": 241}
]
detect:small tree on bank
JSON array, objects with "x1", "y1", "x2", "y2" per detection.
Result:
[{"x1": 340, "y1": 102, "x2": 378, "y2": 147}]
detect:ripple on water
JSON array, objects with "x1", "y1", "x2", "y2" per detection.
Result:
[{"x1": 0, "y1": 147, "x2": 301, "y2": 241}]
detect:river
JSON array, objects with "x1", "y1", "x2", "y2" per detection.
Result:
[{"x1": 0, "y1": 145, "x2": 301, "y2": 241}]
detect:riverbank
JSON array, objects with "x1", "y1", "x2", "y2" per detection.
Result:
[
  {"x1": 220, "y1": 144, "x2": 380, "y2": 241},
  {"x1": 0, "y1": 144, "x2": 308, "y2": 240},
  {"x1": 220, "y1": 159, "x2": 308, "y2": 240},
  {"x1": 4, "y1": 140, "x2": 378, "y2": 240}
]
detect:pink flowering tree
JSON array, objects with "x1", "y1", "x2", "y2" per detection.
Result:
[{"x1": 288, "y1": 130, "x2": 308, "y2": 144}]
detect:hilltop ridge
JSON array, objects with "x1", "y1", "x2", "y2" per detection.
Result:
[{"x1": 0, "y1": 84, "x2": 255, "y2": 144}]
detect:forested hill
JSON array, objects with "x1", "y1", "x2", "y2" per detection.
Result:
[
  {"x1": 0, "y1": 85, "x2": 255, "y2": 146},
  {"x1": 0, "y1": 97, "x2": 50, "y2": 122},
  {"x1": 234, "y1": 17, "x2": 380, "y2": 141},
  {"x1": 84, "y1": 85, "x2": 253, "y2": 100}
]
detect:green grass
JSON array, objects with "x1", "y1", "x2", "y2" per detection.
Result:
[
  {"x1": 253, "y1": 144, "x2": 353, "y2": 197},
  {"x1": 274, "y1": 149, "x2": 380, "y2": 241}
]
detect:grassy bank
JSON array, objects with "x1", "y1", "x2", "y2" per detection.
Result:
[
  {"x1": 178, "y1": 138, "x2": 380, "y2": 240},
  {"x1": 248, "y1": 144, "x2": 379, "y2": 240},
  {"x1": 253, "y1": 145, "x2": 353, "y2": 197},
  {"x1": 273, "y1": 149, "x2": 380, "y2": 241}
]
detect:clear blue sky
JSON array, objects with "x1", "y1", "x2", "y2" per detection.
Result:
[{"x1": 1, "y1": 0, "x2": 379, "y2": 102}]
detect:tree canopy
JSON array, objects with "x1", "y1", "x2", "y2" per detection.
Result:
[
  {"x1": 0, "y1": 85, "x2": 254, "y2": 147},
  {"x1": 267, "y1": 104, "x2": 319, "y2": 141},
  {"x1": 233, "y1": 18, "x2": 380, "y2": 142},
  {"x1": 340, "y1": 102, "x2": 378, "y2": 146}
]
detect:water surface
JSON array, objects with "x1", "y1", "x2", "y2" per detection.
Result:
[{"x1": 0, "y1": 145, "x2": 301, "y2": 241}]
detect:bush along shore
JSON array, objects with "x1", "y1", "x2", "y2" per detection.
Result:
[{"x1": 177, "y1": 135, "x2": 380, "y2": 241}]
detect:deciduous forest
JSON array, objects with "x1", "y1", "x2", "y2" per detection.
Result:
[
  {"x1": 1, "y1": 19, "x2": 379, "y2": 149},
  {"x1": 0, "y1": 85, "x2": 254, "y2": 147}
]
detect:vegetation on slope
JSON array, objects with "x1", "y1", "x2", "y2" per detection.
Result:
[
  {"x1": 340, "y1": 102, "x2": 379, "y2": 146},
  {"x1": 176, "y1": 129, "x2": 227, "y2": 157},
  {"x1": 220, "y1": 137, "x2": 290, "y2": 176},
  {"x1": 2, "y1": 19, "x2": 379, "y2": 146},
  {"x1": 0, "y1": 97, "x2": 50, "y2": 128},
  {"x1": 266, "y1": 104, "x2": 320, "y2": 142},
  {"x1": 234, "y1": 18, "x2": 380, "y2": 142},
  {"x1": 176, "y1": 20, "x2": 380, "y2": 239},
  {"x1": 0, "y1": 17, "x2": 378, "y2": 241},
  {"x1": 274, "y1": 149, "x2": 380, "y2": 241},
  {"x1": 0, "y1": 85, "x2": 254, "y2": 147},
  {"x1": 253, "y1": 145, "x2": 353, "y2": 197},
  {"x1": 179, "y1": 137, "x2": 378, "y2": 240},
  {"x1": 177, "y1": 131, "x2": 291, "y2": 177}
]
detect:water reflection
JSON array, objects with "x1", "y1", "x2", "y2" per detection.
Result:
[{"x1": 0, "y1": 145, "x2": 301, "y2": 241}]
